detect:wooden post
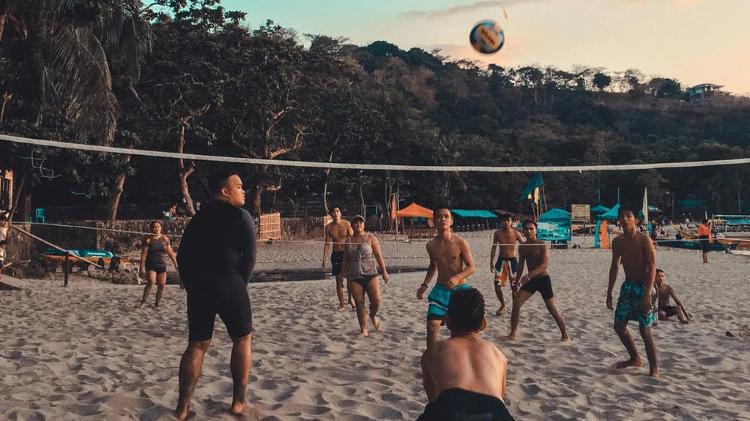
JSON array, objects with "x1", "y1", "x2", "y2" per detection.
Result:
[{"x1": 64, "y1": 252, "x2": 70, "y2": 287}]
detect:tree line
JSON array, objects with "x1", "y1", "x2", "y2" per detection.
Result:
[{"x1": 1, "y1": 0, "x2": 749, "y2": 222}]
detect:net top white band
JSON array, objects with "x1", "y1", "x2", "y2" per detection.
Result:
[{"x1": 3, "y1": 133, "x2": 750, "y2": 173}]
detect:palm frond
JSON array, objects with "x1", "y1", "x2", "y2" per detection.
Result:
[{"x1": 45, "y1": 24, "x2": 118, "y2": 143}]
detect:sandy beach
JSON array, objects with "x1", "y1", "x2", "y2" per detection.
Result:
[{"x1": 1, "y1": 236, "x2": 749, "y2": 420}]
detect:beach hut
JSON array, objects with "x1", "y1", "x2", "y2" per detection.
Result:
[
  {"x1": 538, "y1": 208, "x2": 572, "y2": 247},
  {"x1": 395, "y1": 202, "x2": 433, "y2": 222},
  {"x1": 451, "y1": 209, "x2": 498, "y2": 231},
  {"x1": 394, "y1": 202, "x2": 433, "y2": 237}
]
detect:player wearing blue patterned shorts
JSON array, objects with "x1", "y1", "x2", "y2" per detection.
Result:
[
  {"x1": 417, "y1": 206, "x2": 477, "y2": 348},
  {"x1": 607, "y1": 205, "x2": 660, "y2": 378}
]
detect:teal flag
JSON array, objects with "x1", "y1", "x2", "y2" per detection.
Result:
[{"x1": 519, "y1": 173, "x2": 543, "y2": 202}]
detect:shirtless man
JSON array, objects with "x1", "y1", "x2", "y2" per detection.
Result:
[
  {"x1": 655, "y1": 269, "x2": 691, "y2": 324},
  {"x1": 607, "y1": 205, "x2": 659, "y2": 377},
  {"x1": 420, "y1": 288, "x2": 514, "y2": 420},
  {"x1": 417, "y1": 207, "x2": 477, "y2": 348},
  {"x1": 490, "y1": 215, "x2": 524, "y2": 315},
  {"x1": 503, "y1": 220, "x2": 570, "y2": 342},
  {"x1": 323, "y1": 206, "x2": 354, "y2": 310}
]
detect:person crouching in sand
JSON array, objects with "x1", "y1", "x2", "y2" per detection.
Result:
[
  {"x1": 655, "y1": 269, "x2": 691, "y2": 324},
  {"x1": 417, "y1": 206, "x2": 476, "y2": 348},
  {"x1": 340, "y1": 215, "x2": 390, "y2": 336},
  {"x1": 420, "y1": 288, "x2": 514, "y2": 420},
  {"x1": 607, "y1": 205, "x2": 660, "y2": 377}
]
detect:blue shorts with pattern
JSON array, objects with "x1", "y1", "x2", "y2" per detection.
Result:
[
  {"x1": 614, "y1": 280, "x2": 657, "y2": 328},
  {"x1": 427, "y1": 282, "x2": 472, "y2": 320}
]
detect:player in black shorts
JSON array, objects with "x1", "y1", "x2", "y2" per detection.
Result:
[
  {"x1": 174, "y1": 171, "x2": 258, "y2": 420},
  {"x1": 502, "y1": 220, "x2": 570, "y2": 342}
]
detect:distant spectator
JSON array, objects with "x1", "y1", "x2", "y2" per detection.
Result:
[
  {"x1": 0, "y1": 214, "x2": 8, "y2": 279},
  {"x1": 163, "y1": 203, "x2": 178, "y2": 220}
]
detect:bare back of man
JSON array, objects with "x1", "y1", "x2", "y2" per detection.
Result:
[{"x1": 422, "y1": 336, "x2": 507, "y2": 401}]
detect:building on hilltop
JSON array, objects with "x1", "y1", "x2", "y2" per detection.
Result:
[{"x1": 687, "y1": 83, "x2": 727, "y2": 103}]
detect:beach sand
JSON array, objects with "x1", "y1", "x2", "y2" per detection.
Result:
[{"x1": 1, "y1": 236, "x2": 749, "y2": 420}]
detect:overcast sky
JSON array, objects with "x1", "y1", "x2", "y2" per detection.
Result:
[{"x1": 225, "y1": 0, "x2": 750, "y2": 95}]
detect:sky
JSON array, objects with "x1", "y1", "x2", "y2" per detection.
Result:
[{"x1": 221, "y1": 0, "x2": 750, "y2": 95}]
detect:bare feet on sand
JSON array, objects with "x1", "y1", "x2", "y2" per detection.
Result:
[
  {"x1": 174, "y1": 409, "x2": 195, "y2": 420},
  {"x1": 371, "y1": 316, "x2": 381, "y2": 331},
  {"x1": 360, "y1": 329, "x2": 369, "y2": 337},
  {"x1": 501, "y1": 334, "x2": 517, "y2": 341},
  {"x1": 561, "y1": 335, "x2": 572, "y2": 342},
  {"x1": 649, "y1": 368, "x2": 661, "y2": 378},
  {"x1": 614, "y1": 358, "x2": 643, "y2": 369},
  {"x1": 495, "y1": 305, "x2": 506, "y2": 315},
  {"x1": 229, "y1": 402, "x2": 261, "y2": 418}
]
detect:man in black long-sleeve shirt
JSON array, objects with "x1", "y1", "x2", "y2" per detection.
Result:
[{"x1": 174, "y1": 171, "x2": 257, "y2": 420}]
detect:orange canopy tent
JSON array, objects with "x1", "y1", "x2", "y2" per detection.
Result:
[{"x1": 394, "y1": 202, "x2": 433, "y2": 220}]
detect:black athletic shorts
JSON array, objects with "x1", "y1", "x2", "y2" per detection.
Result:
[
  {"x1": 699, "y1": 235, "x2": 710, "y2": 252},
  {"x1": 331, "y1": 251, "x2": 344, "y2": 276},
  {"x1": 520, "y1": 275, "x2": 554, "y2": 300},
  {"x1": 661, "y1": 305, "x2": 679, "y2": 317},
  {"x1": 145, "y1": 263, "x2": 167, "y2": 274},
  {"x1": 186, "y1": 279, "x2": 253, "y2": 342}
]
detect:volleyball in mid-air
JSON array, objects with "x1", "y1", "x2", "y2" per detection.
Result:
[{"x1": 469, "y1": 20, "x2": 505, "y2": 55}]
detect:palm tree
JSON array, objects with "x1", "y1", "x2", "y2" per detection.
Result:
[
  {"x1": 0, "y1": 0, "x2": 151, "y2": 144},
  {"x1": 1, "y1": 0, "x2": 152, "y2": 222}
]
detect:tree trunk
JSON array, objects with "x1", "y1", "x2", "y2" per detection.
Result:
[
  {"x1": 250, "y1": 184, "x2": 263, "y2": 218},
  {"x1": 322, "y1": 170, "x2": 330, "y2": 215},
  {"x1": 105, "y1": 155, "x2": 132, "y2": 223},
  {"x1": 359, "y1": 182, "x2": 365, "y2": 217},
  {"x1": 0, "y1": 91, "x2": 11, "y2": 125},
  {"x1": 177, "y1": 124, "x2": 196, "y2": 216},
  {"x1": 7, "y1": 170, "x2": 27, "y2": 225},
  {"x1": 0, "y1": 12, "x2": 8, "y2": 43}
]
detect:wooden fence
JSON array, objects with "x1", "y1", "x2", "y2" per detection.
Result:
[{"x1": 259, "y1": 212, "x2": 282, "y2": 241}]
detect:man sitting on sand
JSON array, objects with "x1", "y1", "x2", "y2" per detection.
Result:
[
  {"x1": 607, "y1": 205, "x2": 660, "y2": 377},
  {"x1": 490, "y1": 214, "x2": 524, "y2": 315},
  {"x1": 420, "y1": 288, "x2": 514, "y2": 421},
  {"x1": 417, "y1": 206, "x2": 476, "y2": 348},
  {"x1": 503, "y1": 220, "x2": 570, "y2": 342},
  {"x1": 655, "y1": 269, "x2": 691, "y2": 324}
]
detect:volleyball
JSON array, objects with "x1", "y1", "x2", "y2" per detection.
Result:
[{"x1": 469, "y1": 20, "x2": 505, "y2": 55}]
